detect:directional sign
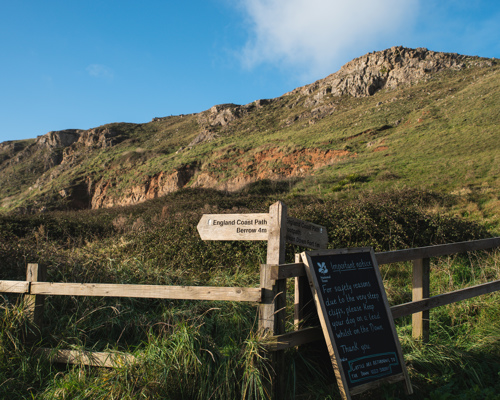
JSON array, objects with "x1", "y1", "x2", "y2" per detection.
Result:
[
  {"x1": 197, "y1": 213, "x2": 270, "y2": 241},
  {"x1": 286, "y1": 216, "x2": 328, "y2": 249}
]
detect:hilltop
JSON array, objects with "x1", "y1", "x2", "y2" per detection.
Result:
[{"x1": 0, "y1": 46, "x2": 498, "y2": 228}]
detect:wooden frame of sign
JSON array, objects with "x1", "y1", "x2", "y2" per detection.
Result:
[{"x1": 301, "y1": 248, "x2": 412, "y2": 400}]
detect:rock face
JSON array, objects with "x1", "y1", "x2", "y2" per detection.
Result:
[
  {"x1": 293, "y1": 46, "x2": 493, "y2": 105},
  {"x1": 35, "y1": 130, "x2": 82, "y2": 148},
  {"x1": 90, "y1": 163, "x2": 198, "y2": 209}
]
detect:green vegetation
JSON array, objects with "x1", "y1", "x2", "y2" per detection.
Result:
[{"x1": 1, "y1": 188, "x2": 499, "y2": 399}]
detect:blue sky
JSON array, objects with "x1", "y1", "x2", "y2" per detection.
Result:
[{"x1": 1, "y1": 0, "x2": 499, "y2": 143}]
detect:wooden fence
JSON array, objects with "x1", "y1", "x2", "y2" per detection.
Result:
[{"x1": 1, "y1": 237, "x2": 499, "y2": 395}]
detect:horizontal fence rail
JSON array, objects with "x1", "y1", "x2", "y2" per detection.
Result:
[
  {"x1": 390, "y1": 279, "x2": 500, "y2": 319},
  {"x1": 0, "y1": 281, "x2": 262, "y2": 302},
  {"x1": 374, "y1": 237, "x2": 500, "y2": 265},
  {"x1": 37, "y1": 348, "x2": 136, "y2": 368}
]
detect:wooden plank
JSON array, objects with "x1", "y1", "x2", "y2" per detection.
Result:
[
  {"x1": 270, "y1": 263, "x2": 305, "y2": 280},
  {"x1": 391, "y1": 279, "x2": 500, "y2": 319},
  {"x1": 266, "y1": 327, "x2": 324, "y2": 352},
  {"x1": 0, "y1": 280, "x2": 30, "y2": 293},
  {"x1": 286, "y1": 217, "x2": 328, "y2": 249},
  {"x1": 412, "y1": 258, "x2": 430, "y2": 341},
  {"x1": 38, "y1": 348, "x2": 136, "y2": 368},
  {"x1": 197, "y1": 213, "x2": 270, "y2": 241},
  {"x1": 30, "y1": 282, "x2": 262, "y2": 302},
  {"x1": 375, "y1": 237, "x2": 500, "y2": 265}
]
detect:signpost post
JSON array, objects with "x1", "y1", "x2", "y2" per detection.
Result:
[{"x1": 301, "y1": 248, "x2": 413, "y2": 400}]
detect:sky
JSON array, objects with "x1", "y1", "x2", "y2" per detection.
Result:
[{"x1": 1, "y1": 0, "x2": 499, "y2": 143}]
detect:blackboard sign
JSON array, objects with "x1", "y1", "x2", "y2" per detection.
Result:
[{"x1": 301, "y1": 248, "x2": 412, "y2": 399}]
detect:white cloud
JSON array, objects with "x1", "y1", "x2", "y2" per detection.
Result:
[
  {"x1": 238, "y1": 0, "x2": 419, "y2": 78},
  {"x1": 86, "y1": 64, "x2": 114, "y2": 80}
]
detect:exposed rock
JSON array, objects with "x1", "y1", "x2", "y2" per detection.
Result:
[
  {"x1": 292, "y1": 46, "x2": 495, "y2": 105},
  {"x1": 35, "y1": 130, "x2": 83, "y2": 148},
  {"x1": 90, "y1": 163, "x2": 198, "y2": 209},
  {"x1": 77, "y1": 126, "x2": 125, "y2": 148},
  {"x1": 208, "y1": 104, "x2": 241, "y2": 127}
]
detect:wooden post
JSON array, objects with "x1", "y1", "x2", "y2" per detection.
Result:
[
  {"x1": 294, "y1": 254, "x2": 316, "y2": 329},
  {"x1": 259, "y1": 201, "x2": 287, "y2": 399},
  {"x1": 25, "y1": 263, "x2": 46, "y2": 343},
  {"x1": 412, "y1": 258, "x2": 430, "y2": 342}
]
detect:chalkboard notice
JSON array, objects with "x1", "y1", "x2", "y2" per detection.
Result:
[{"x1": 301, "y1": 248, "x2": 412, "y2": 399}]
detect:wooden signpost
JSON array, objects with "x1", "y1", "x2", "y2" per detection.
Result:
[
  {"x1": 197, "y1": 201, "x2": 328, "y2": 399},
  {"x1": 301, "y1": 248, "x2": 412, "y2": 400},
  {"x1": 197, "y1": 212, "x2": 327, "y2": 250}
]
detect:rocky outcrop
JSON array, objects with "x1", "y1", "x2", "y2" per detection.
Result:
[
  {"x1": 293, "y1": 46, "x2": 495, "y2": 106},
  {"x1": 35, "y1": 130, "x2": 83, "y2": 148},
  {"x1": 76, "y1": 126, "x2": 126, "y2": 148},
  {"x1": 90, "y1": 163, "x2": 198, "y2": 209}
]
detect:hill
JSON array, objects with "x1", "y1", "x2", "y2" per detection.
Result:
[{"x1": 0, "y1": 46, "x2": 498, "y2": 228}]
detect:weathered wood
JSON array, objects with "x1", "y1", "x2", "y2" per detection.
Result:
[
  {"x1": 375, "y1": 237, "x2": 500, "y2": 265},
  {"x1": 0, "y1": 280, "x2": 30, "y2": 293},
  {"x1": 197, "y1": 213, "x2": 270, "y2": 241},
  {"x1": 25, "y1": 263, "x2": 46, "y2": 343},
  {"x1": 286, "y1": 216, "x2": 328, "y2": 249},
  {"x1": 259, "y1": 201, "x2": 288, "y2": 400},
  {"x1": 293, "y1": 255, "x2": 316, "y2": 329},
  {"x1": 270, "y1": 262, "x2": 305, "y2": 280},
  {"x1": 391, "y1": 279, "x2": 500, "y2": 319},
  {"x1": 38, "y1": 348, "x2": 136, "y2": 368},
  {"x1": 259, "y1": 201, "x2": 287, "y2": 334},
  {"x1": 30, "y1": 282, "x2": 261, "y2": 302},
  {"x1": 266, "y1": 327, "x2": 324, "y2": 352},
  {"x1": 412, "y1": 258, "x2": 430, "y2": 341}
]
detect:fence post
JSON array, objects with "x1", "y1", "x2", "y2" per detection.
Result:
[
  {"x1": 294, "y1": 253, "x2": 317, "y2": 329},
  {"x1": 412, "y1": 258, "x2": 430, "y2": 342},
  {"x1": 259, "y1": 201, "x2": 287, "y2": 399},
  {"x1": 25, "y1": 263, "x2": 46, "y2": 343}
]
